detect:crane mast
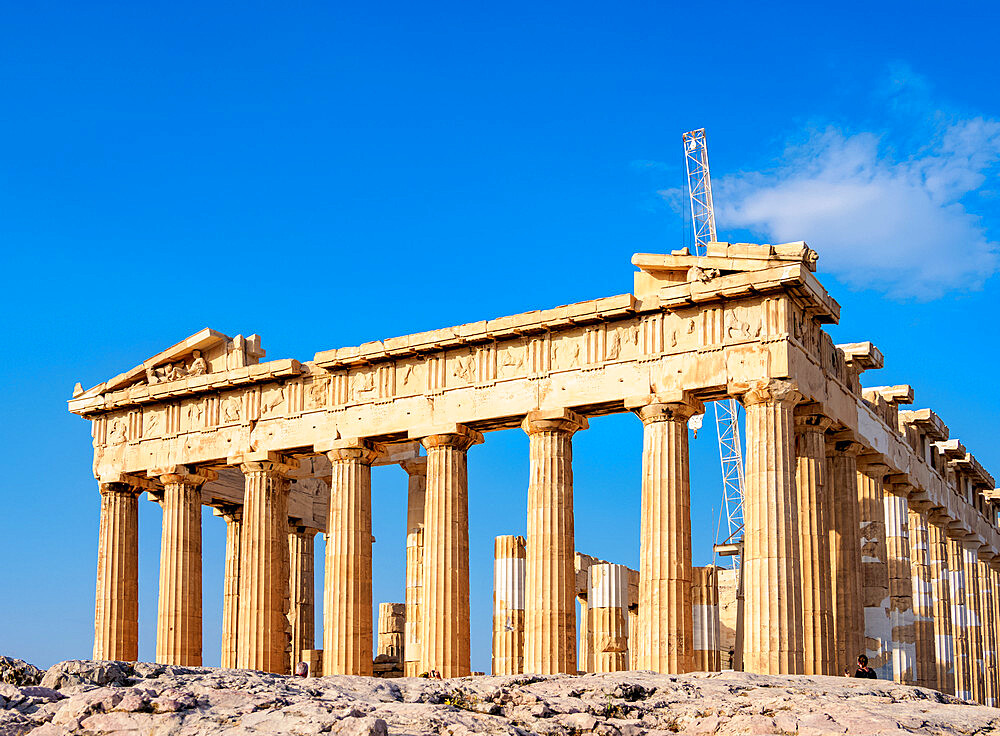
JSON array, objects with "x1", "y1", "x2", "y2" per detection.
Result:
[{"x1": 682, "y1": 128, "x2": 746, "y2": 565}]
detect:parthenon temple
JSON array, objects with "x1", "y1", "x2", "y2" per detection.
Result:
[{"x1": 70, "y1": 243, "x2": 1000, "y2": 704}]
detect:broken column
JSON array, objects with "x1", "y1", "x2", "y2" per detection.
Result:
[
  {"x1": 523, "y1": 409, "x2": 587, "y2": 675},
  {"x1": 794, "y1": 410, "x2": 835, "y2": 675},
  {"x1": 741, "y1": 379, "x2": 804, "y2": 675},
  {"x1": 692, "y1": 565, "x2": 721, "y2": 672},
  {"x1": 589, "y1": 562, "x2": 629, "y2": 673},
  {"x1": 907, "y1": 505, "x2": 936, "y2": 689},
  {"x1": 288, "y1": 525, "x2": 316, "y2": 671},
  {"x1": 323, "y1": 440, "x2": 378, "y2": 676},
  {"x1": 633, "y1": 395, "x2": 700, "y2": 674},
  {"x1": 153, "y1": 466, "x2": 214, "y2": 667},
  {"x1": 93, "y1": 481, "x2": 140, "y2": 662},
  {"x1": 857, "y1": 456, "x2": 892, "y2": 678},
  {"x1": 237, "y1": 454, "x2": 295, "y2": 674},
  {"x1": 418, "y1": 425, "x2": 482, "y2": 677},
  {"x1": 375, "y1": 603, "x2": 406, "y2": 674},
  {"x1": 493, "y1": 535, "x2": 526, "y2": 675},
  {"x1": 883, "y1": 483, "x2": 915, "y2": 683},
  {"x1": 402, "y1": 458, "x2": 426, "y2": 677},
  {"x1": 928, "y1": 514, "x2": 955, "y2": 694}
]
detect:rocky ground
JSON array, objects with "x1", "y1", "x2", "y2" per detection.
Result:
[{"x1": 1, "y1": 657, "x2": 998, "y2": 735}]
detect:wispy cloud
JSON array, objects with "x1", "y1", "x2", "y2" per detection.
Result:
[{"x1": 663, "y1": 67, "x2": 1000, "y2": 300}]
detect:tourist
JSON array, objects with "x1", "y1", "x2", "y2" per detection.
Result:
[
  {"x1": 295, "y1": 661, "x2": 308, "y2": 677},
  {"x1": 853, "y1": 654, "x2": 877, "y2": 678}
]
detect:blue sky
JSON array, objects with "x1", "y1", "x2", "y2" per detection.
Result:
[{"x1": 1, "y1": 2, "x2": 998, "y2": 673}]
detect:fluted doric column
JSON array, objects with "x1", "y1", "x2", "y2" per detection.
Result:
[
  {"x1": 288, "y1": 525, "x2": 316, "y2": 671},
  {"x1": 884, "y1": 485, "x2": 915, "y2": 683},
  {"x1": 977, "y1": 553, "x2": 998, "y2": 707},
  {"x1": 793, "y1": 410, "x2": 834, "y2": 675},
  {"x1": 741, "y1": 379, "x2": 804, "y2": 674},
  {"x1": 589, "y1": 563, "x2": 629, "y2": 673},
  {"x1": 692, "y1": 565, "x2": 721, "y2": 672},
  {"x1": 827, "y1": 439, "x2": 864, "y2": 676},
  {"x1": 153, "y1": 466, "x2": 214, "y2": 666},
  {"x1": 633, "y1": 396, "x2": 700, "y2": 674},
  {"x1": 493, "y1": 534, "x2": 526, "y2": 675},
  {"x1": 928, "y1": 514, "x2": 955, "y2": 694},
  {"x1": 947, "y1": 534, "x2": 971, "y2": 700},
  {"x1": 219, "y1": 508, "x2": 242, "y2": 668},
  {"x1": 402, "y1": 457, "x2": 426, "y2": 677},
  {"x1": 907, "y1": 505, "x2": 935, "y2": 688},
  {"x1": 237, "y1": 453, "x2": 296, "y2": 674},
  {"x1": 857, "y1": 458, "x2": 892, "y2": 678},
  {"x1": 963, "y1": 542, "x2": 984, "y2": 703},
  {"x1": 578, "y1": 595, "x2": 591, "y2": 673},
  {"x1": 93, "y1": 481, "x2": 140, "y2": 661},
  {"x1": 323, "y1": 439, "x2": 379, "y2": 676},
  {"x1": 418, "y1": 425, "x2": 483, "y2": 677},
  {"x1": 523, "y1": 409, "x2": 587, "y2": 675}
]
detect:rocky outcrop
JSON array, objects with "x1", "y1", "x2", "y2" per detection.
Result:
[
  {"x1": 0, "y1": 661, "x2": 998, "y2": 735},
  {"x1": 0, "y1": 658, "x2": 43, "y2": 688}
]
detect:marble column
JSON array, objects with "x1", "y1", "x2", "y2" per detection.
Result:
[
  {"x1": 377, "y1": 603, "x2": 406, "y2": 662},
  {"x1": 793, "y1": 411, "x2": 834, "y2": 675},
  {"x1": 493, "y1": 535, "x2": 526, "y2": 675},
  {"x1": 578, "y1": 596, "x2": 591, "y2": 673},
  {"x1": 928, "y1": 515, "x2": 955, "y2": 694},
  {"x1": 907, "y1": 505, "x2": 935, "y2": 689},
  {"x1": 827, "y1": 440, "x2": 865, "y2": 676},
  {"x1": 589, "y1": 563, "x2": 629, "y2": 673},
  {"x1": 741, "y1": 379, "x2": 804, "y2": 675},
  {"x1": 237, "y1": 454, "x2": 295, "y2": 674},
  {"x1": 402, "y1": 458, "x2": 426, "y2": 677},
  {"x1": 962, "y1": 542, "x2": 984, "y2": 703},
  {"x1": 323, "y1": 439, "x2": 379, "y2": 676},
  {"x1": 692, "y1": 566, "x2": 721, "y2": 672},
  {"x1": 93, "y1": 481, "x2": 140, "y2": 662},
  {"x1": 220, "y1": 508, "x2": 242, "y2": 669},
  {"x1": 419, "y1": 425, "x2": 483, "y2": 677},
  {"x1": 523, "y1": 409, "x2": 587, "y2": 675},
  {"x1": 977, "y1": 553, "x2": 998, "y2": 707},
  {"x1": 991, "y1": 564, "x2": 1000, "y2": 703},
  {"x1": 634, "y1": 397, "x2": 700, "y2": 674},
  {"x1": 154, "y1": 467, "x2": 213, "y2": 666},
  {"x1": 628, "y1": 608, "x2": 639, "y2": 671},
  {"x1": 288, "y1": 525, "x2": 316, "y2": 671},
  {"x1": 947, "y1": 534, "x2": 971, "y2": 700},
  {"x1": 884, "y1": 486, "x2": 915, "y2": 683},
  {"x1": 857, "y1": 458, "x2": 892, "y2": 678}
]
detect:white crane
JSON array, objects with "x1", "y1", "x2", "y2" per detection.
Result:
[{"x1": 682, "y1": 128, "x2": 747, "y2": 567}]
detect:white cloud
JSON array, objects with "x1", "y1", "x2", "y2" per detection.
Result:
[{"x1": 713, "y1": 119, "x2": 1000, "y2": 299}]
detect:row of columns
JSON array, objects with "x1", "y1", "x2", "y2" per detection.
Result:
[{"x1": 93, "y1": 378, "x2": 1000, "y2": 701}]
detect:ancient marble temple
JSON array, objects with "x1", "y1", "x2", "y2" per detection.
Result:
[{"x1": 70, "y1": 243, "x2": 1000, "y2": 703}]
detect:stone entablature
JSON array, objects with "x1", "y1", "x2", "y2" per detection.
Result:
[{"x1": 69, "y1": 242, "x2": 998, "y2": 550}]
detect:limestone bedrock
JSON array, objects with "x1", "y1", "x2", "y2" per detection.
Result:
[{"x1": 1, "y1": 659, "x2": 998, "y2": 736}]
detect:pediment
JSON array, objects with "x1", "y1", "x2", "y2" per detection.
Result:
[{"x1": 73, "y1": 328, "x2": 266, "y2": 399}]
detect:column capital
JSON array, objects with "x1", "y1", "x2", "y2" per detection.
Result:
[
  {"x1": 230, "y1": 451, "x2": 298, "y2": 475},
  {"x1": 856, "y1": 454, "x2": 891, "y2": 475},
  {"x1": 148, "y1": 465, "x2": 218, "y2": 486},
  {"x1": 98, "y1": 480, "x2": 142, "y2": 497},
  {"x1": 740, "y1": 378, "x2": 802, "y2": 408},
  {"x1": 521, "y1": 408, "x2": 588, "y2": 436},
  {"x1": 825, "y1": 438, "x2": 863, "y2": 458},
  {"x1": 793, "y1": 413, "x2": 834, "y2": 433},
  {"x1": 414, "y1": 423, "x2": 485, "y2": 451},
  {"x1": 400, "y1": 456, "x2": 427, "y2": 477},
  {"x1": 629, "y1": 393, "x2": 704, "y2": 424},
  {"x1": 98, "y1": 471, "x2": 159, "y2": 494},
  {"x1": 325, "y1": 438, "x2": 381, "y2": 465}
]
